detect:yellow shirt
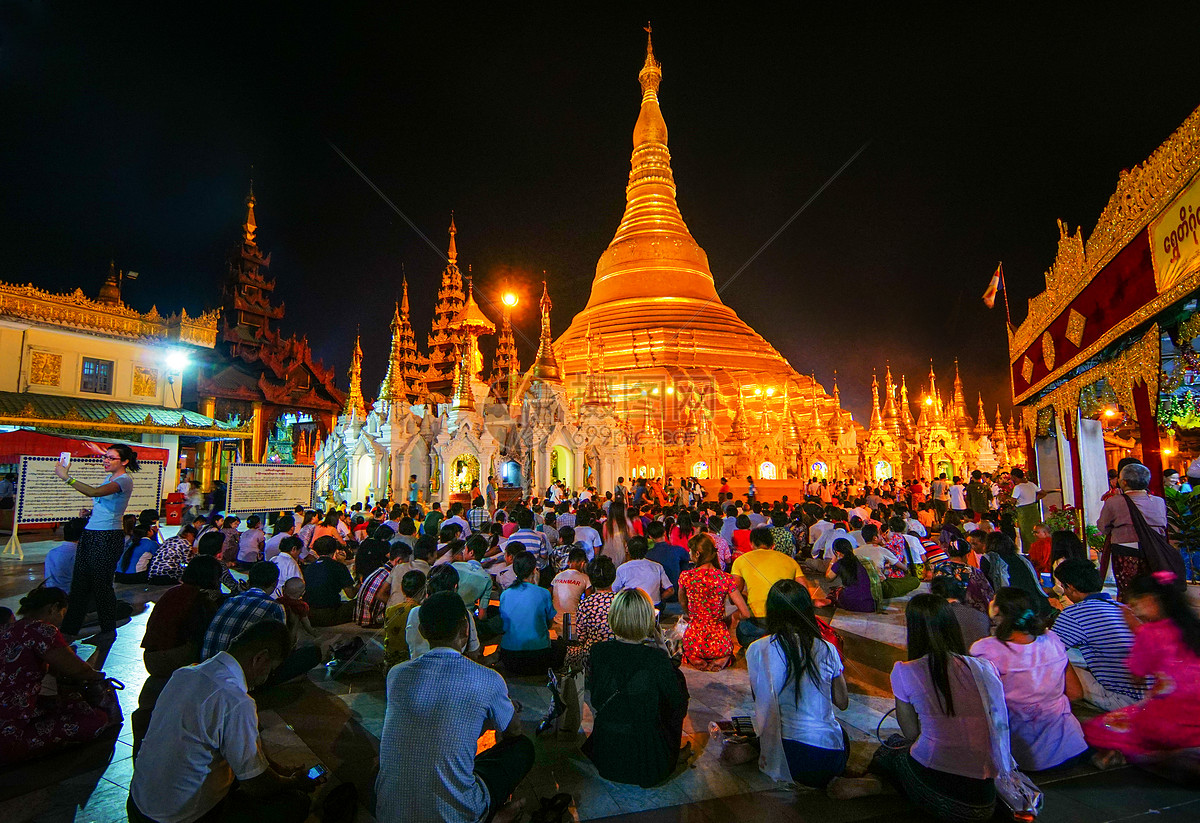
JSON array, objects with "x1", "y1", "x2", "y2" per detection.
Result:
[{"x1": 731, "y1": 549, "x2": 801, "y2": 617}]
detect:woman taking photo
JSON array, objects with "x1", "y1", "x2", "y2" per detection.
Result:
[
  {"x1": 748, "y1": 580, "x2": 850, "y2": 788},
  {"x1": 970, "y1": 587, "x2": 1088, "y2": 771},
  {"x1": 830, "y1": 594, "x2": 1003, "y2": 823},
  {"x1": 583, "y1": 588, "x2": 690, "y2": 787},
  {"x1": 677, "y1": 533, "x2": 750, "y2": 670},
  {"x1": 56, "y1": 443, "x2": 140, "y2": 639}
]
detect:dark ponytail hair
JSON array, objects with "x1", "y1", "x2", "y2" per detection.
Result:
[
  {"x1": 764, "y1": 580, "x2": 823, "y2": 704},
  {"x1": 832, "y1": 537, "x2": 859, "y2": 585},
  {"x1": 905, "y1": 593, "x2": 966, "y2": 717},
  {"x1": 992, "y1": 587, "x2": 1046, "y2": 642},
  {"x1": 19, "y1": 585, "x2": 69, "y2": 615},
  {"x1": 1127, "y1": 573, "x2": 1200, "y2": 657},
  {"x1": 108, "y1": 443, "x2": 141, "y2": 473}
]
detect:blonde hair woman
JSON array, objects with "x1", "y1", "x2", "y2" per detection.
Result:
[{"x1": 581, "y1": 588, "x2": 690, "y2": 786}]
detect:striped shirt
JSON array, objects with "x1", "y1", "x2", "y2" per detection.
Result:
[
  {"x1": 356, "y1": 561, "x2": 394, "y2": 626},
  {"x1": 504, "y1": 528, "x2": 552, "y2": 567},
  {"x1": 1051, "y1": 593, "x2": 1145, "y2": 700},
  {"x1": 201, "y1": 588, "x2": 286, "y2": 660}
]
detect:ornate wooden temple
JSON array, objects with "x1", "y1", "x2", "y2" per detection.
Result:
[{"x1": 187, "y1": 183, "x2": 344, "y2": 489}]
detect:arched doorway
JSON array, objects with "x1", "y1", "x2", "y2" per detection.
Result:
[
  {"x1": 759, "y1": 461, "x2": 777, "y2": 480},
  {"x1": 874, "y1": 459, "x2": 893, "y2": 481},
  {"x1": 691, "y1": 460, "x2": 709, "y2": 479},
  {"x1": 810, "y1": 460, "x2": 829, "y2": 480},
  {"x1": 500, "y1": 460, "x2": 521, "y2": 488},
  {"x1": 450, "y1": 454, "x2": 480, "y2": 496},
  {"x1": 552, "y1": 445, "x2": 573, "y2": 485}
]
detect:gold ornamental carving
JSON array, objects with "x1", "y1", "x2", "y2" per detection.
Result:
[
  {"x1": 1021, "y1": 357, "x2": 1034, "y2": 384},
  {"x1": 1065, "y1": 309, "x2": 1086, "y2": 348},
  {"x1": 132, "y1": 365, "x2": 160, "y2": 397},
  {"x1": 29, "y1": 351, "x2": 61, "y2": 387},
  {"x1": 1041, "y1": 331, "x2": 1056, "y2": 370},
  {"x1": 0, "y1": 281, "x2": 219, "y2": 348}
]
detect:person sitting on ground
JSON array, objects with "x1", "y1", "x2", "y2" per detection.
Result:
[
  {"x1": 828, "y1": 594, "x2": 1002, "y2": 821},
  {"x1": 268, "y1": 536, "x2": 304, "y2": 598},
  {"x1": 302, "y1": 535, "x2": 357, "y2": 626},
  {"x1": 929, "y1": 576, "x2": 991, "y2": 649},
  {"x1": 45, "y1": 517, "x2": 87, "y2": 593},
  {"x1": 926, "y1": 537, "x2": 994, "y2": 613},
  {"x1": 645, "y1": 520, "x2": 690, "y2": 596},
  {"x1": 451, "y1": 535, "x2": 495, "y2": 620},
  {"x1": 499, "y1": 550, "x2": 565, "y2": 675},
  {"x1": 731, "y1": 513, "x2": 754, "y2": 560},
  {"x1": 385, "y1": 540, "x2": 431, "y2": 609},
  {"x1": 567, "y1": 556, "x2": 618, "y2": 672},
  {"x1": 384, "y1": 570, "x2": 426, "y2": 668},
  {"x1": 0, "y1": 586, "x2": 115, "y2": 767},
  {"x1": 147, "y1": 524, "x2": 197, "y2": 586},
  {"x1": 582, "y1": 588, "x2": 690, "y2": 787},
  {"x1": 132, "y1": 555, "x2": 225, "y2": 755},
  {"x1": 219, "y1": 515, "x2": 242, "y2": 563},
  {"x1": 263, "y1": 515, "x2": 295, "y2": 560},
  {"x1": 769, "y1": 509, "x2": 797, "y2": 557},
  {"x1": 825, "y1": 538, "x2": 881, "y2": 613},
  {"x1": 376, "y1": 591, "x2": 534, "y2": 823},
  {"x1": 551, "y1": 548, "x2": 591, "y2": 634},
  {"x1": 276, "y1": 577, "x2": 320, "y2": 652},
  {"x1": 860, "y1": 523, "x2": 919, "y2": 599},
  {"x1": 128, "y1": 620, "x2": 319, "y2": 823},
  {"x1": 678, "y1": 533, "x2": 750, "y2": 670},
  {"x1": 1085, "y1": 571, "x2": 1200, "y2": 775},
  {"x1": 114, "y1": 524, "x2": 157, "y2": 583},
  {"x1": 312, "y1": 510, "x2": 344, "y2": 546},
  {"x1": 202, "y1": 562, "x2": 286, "y2": 660},
  {"x1": 236, "y1": 515, "x2": 266, "y2": 566},
  {"x1": 1027, "y1": 523, "x2": 1053, "y2": 575},
  {"x1": 1050, "y1": 559, "x2": 1144, "y2": 711},
  {"x1": 970, "y1": 587, "x2": 1088, "y2": 771},
  {"x1": 355, "y1": 541, "x2": 396, "y2": 628},
  {"x1": 981, "y1": 532, "x2": 1054, "y2": 618},
  {"x1": 612, "y1": 535, "x2": 674, "y2": 608},
  {"x1": 748, "y1": 579, "x2": 850, "y2": 788},
  {"x1": 406, "y1": 565, "x2": 483, "y2": 662},
  {"x1": 195, "y1": 530, "x2": 249, "y2": 595},
  {"x1": 733, "y1": 527, "x2": 804, "y2": 647}
]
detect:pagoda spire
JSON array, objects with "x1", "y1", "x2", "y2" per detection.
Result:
[
  {"x1": 242, "y1": 178, "x2": 257, "y2": 247},
  {"x1": 345, "y1": 333, "x2": 368, "y2": 420},
  {"x1": 869, "y1": 371, "x2": 885, "y2": 432},
  {"x1": 97, "y1": 260, "x2": 123, "y2": 306},
  {"x1": 811, "y1": 374, "x2": 822, "y2": 430},
  {"x1": 993, "y1": 405, "x2": 1008, "y2": 446},
  {"x1": 758, "y1": 392, "x2": 773, "y2": 436},
  {"x1": 781, "y1": 384, "x2": 796, "y2": 441},
  {"x1": 729, "y1": 386, "x2": 748, "y2": 441},
  {"x1": 899, "y1": 375, "x2": 915, "y2": 436},
  {"x1": 447, "y1": 212, "x2": 458, "y2": 264},
  {"x1": 975, "y1": 394, "x2": 991, "y2": 437},
  {"x1": 951, "y1": 359, "x2": 970, "y2": 434},
  {"x1": 882, "y1": 364, "x2": 901, "y2": 440},
  {"x1": 450, "y1": 338, "x2": 476, "y2": 412},
  {"x1": 491, "y1": 286, "x2": 519, "y2": 402},
  {"x1": 528, "y1": 282, "x2": 561, "y2": 382},
  {"x1": 426, "y1": 214, "x2": 466, "y2": 395},
  {"x1": 832, "y1": 370, "x2": 841, "y2": 407},
  {"x1": 379, "y1": 275, "x2": 421, "y2": 406}
]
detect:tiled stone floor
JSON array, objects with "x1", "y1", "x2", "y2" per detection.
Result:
[{"x1": 2, "y1": 527, "x2": 1198, "y2": 822}]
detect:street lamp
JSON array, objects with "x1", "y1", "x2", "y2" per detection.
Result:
[{"x1": 502, "y1": 292, "x2": 518, "y2": 308}]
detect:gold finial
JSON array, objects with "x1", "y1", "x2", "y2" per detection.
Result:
[
  {"x1": 242, "y1": 176, "x2": 257, "y2": 246},
  {"x1": 639, "y1": 22, "x2": 662, "y2": 95},
  {"x1": 400, "y1": 270, "x2": 410, "y2": 314},
  {"x1": 447, "y1": 212, "x2": 458, "y2": 264}
]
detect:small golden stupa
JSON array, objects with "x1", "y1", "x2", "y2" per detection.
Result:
[{"x1": 554, "y1": 29, "x2": 832, "y2": 435}]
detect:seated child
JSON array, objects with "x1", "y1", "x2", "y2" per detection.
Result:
[{"x1": 383, "y1": 570, "x2": 427, "y2": 668}]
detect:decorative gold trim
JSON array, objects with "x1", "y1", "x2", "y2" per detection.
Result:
[
  {"x1": 132, "y1": 365, "x2": 159, "y2": 398},
  {"x1": 0, "y1": 282, "x2": 220, "y2": 348},
  {"x1": 29, "y1": 351, "x2": 61, "y2": 387},
  {"x1": 1009, "y1": 105, "x2": 1200, "y2": 367},
  {"x1": 1065, "y1": 309, "x2": 1086, "y2": 348},
  {"x1": 1021, "y1": 357, "x2": 1034, "y2": 384},
  {"x1": 1041, "y1": 331, "x2": 1056, "y2": 370}
]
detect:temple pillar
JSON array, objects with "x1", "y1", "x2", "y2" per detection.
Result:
[
  {"x1": 1064, "y1": 411, "x2": 1085, "y2": 521},
  {"x1": 1132, "y1": 382, "x2": 1164, "y2": 496},
  {"x1": 199, "y1": 396, "x2": 217, "y2": 492},
  {"x1": 250, "y1": 401, "x2": 264, "y2": 463}
]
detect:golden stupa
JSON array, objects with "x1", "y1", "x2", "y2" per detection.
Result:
[{"x1": 554, "y1": 30, "x2": 832, "y2": 434}]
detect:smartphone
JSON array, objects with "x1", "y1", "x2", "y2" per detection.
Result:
[
  {"x1": 1039, "y1": 573, "x2": 1054, "y2": 588},
  {"x1": 59, "y1": 451, "x2": 71, "y2": 467},
  {"x1": 306, "y1": 764, "x2": 328, "y2": 783}
]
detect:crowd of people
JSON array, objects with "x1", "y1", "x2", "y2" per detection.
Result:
[{"x1": 1, "y1": 458, "x2": 1199, "y2": 823}]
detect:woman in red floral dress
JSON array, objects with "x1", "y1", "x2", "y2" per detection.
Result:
[
  {"x1": 0, "y1": 587, "x2": 115, "y2": 766},
  {"x1": 678, "y1": 534, "x2": 751, "y2": 670}
]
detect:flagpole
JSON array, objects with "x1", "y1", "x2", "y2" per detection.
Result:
[{"x1": 999, "y1": 262, "x2": 1013, "y2": 330}]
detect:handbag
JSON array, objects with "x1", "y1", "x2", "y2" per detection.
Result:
[
  {"x1": 82, "y1": 677, "x2": 126, "y2": 725},
  {"x1": 1122, "y1": 494, "x2": 1187, "y2": 590}
]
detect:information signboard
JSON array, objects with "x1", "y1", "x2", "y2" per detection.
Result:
[
  {"x1": 226, "y1": 463, "x2": 315, "y2": 514},
  {"x1": 16, "y1": 455, "x2": 165, "y2": 526}
]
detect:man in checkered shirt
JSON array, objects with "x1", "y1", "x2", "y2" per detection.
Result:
[
  {"x1": 466, "y1": 496, "x2": 490, "y2": 532},
  {"x1": 376, "y1": 591, "x2": 533, "y2": 823},
  {"x1": 202, "y1": 563, "x2": 286, "y2": 659},
  {"x1": 356, "y1": 550, "x2": 396, "y2": 627}
]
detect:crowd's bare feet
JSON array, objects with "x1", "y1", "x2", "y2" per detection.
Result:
[
  {"x1": 827, "y1": 775, "x2": 885, "y2": 799},
  {"x1": 1091, "y1": 749, "x2": 1126, "y2": 770}
]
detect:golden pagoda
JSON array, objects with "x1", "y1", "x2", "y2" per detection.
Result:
[{"x1": 553, "y1": 29, "x2": 831, "y2": 439}]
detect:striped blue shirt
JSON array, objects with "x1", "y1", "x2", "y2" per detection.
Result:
[{"x1": 1051, "y1": 593, "x2": 1145, "y2": 700}]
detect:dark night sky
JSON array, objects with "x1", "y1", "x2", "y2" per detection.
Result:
[{"x1": 3, "y1": 2, "x2": 1199, "y2": 422}]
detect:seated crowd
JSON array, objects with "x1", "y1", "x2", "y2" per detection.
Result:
[{"x1": 3, "y1": 468, "x2": 1199, "y2": 823}]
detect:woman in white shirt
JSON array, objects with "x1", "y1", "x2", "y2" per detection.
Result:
[{"x1": 747, "y1": 579, "x2": 849, "y2": 788}]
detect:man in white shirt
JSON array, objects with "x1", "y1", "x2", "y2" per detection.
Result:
[
  {"x1": 128, "y1": 621, "x2": 317, "y2": 823},
  {"x1": 854, "y1": 524, "x2": 901, "y2": 574},
  {"x1": 813, "y1": 522, "x2": 852, "y2": 557},
  {"x1": 269, "y1": 537, "x2": 304, "y2": 598},
  {"x1": 442, "y1": 502, "x2": 473, "y2": 537},
  {"x1": 571, "y1": 511, "x2": 602, "y2": 559},
  {"x1": 948, "y1": 477, "x2": 967, "y2": 512},
  {"x1": 808, "y1": 515, "x2": 834, "y2": 547},
  {"x1": 612, "y1": 537, "x2": 673, "y2": 606},
  {"x1": 263, "y1": 515, "x2": 296, "y2": 560}
]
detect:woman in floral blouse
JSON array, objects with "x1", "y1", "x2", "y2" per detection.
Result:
[
  {"x1": 567, "y1": 556, "x2": 618, "y2": 672},
  {"x1": 927, "y1": 537, "x2": 994, "y2": 613},
  {"x1": 678, "y1": 534, "x2": 751, "y2": 670}
]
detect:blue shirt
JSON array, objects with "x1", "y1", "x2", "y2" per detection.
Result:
[
  {"x1": 86, "y1": 473, "x2": 133, "y2": 531},
  {"x1": 117, "y1": 537, "x2": 157, "y2": 575},
  {"x1": 498, "y1": 583, "x2": 554, "y2": 651},
  {"x1": 645, "y1": 542, "x2": 690, "y2": 590},
  {"x1": 44, "y1": 541, "x2": 77, "y2": 592}
]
